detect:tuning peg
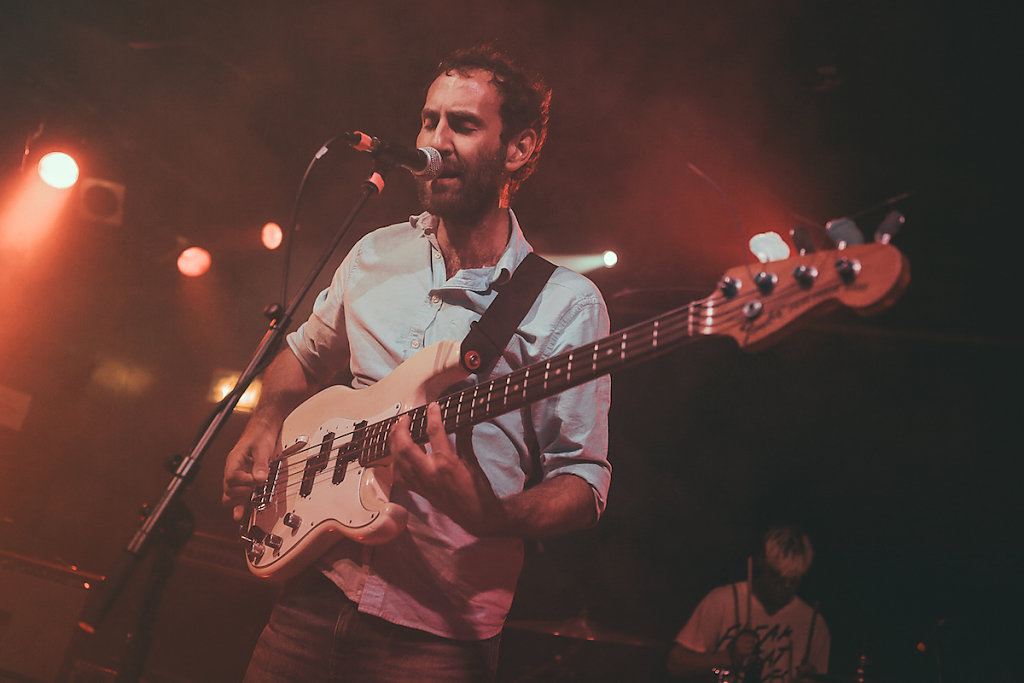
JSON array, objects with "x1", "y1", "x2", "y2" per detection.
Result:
[
  {"x1": 825, "y1": 217, "x2": 865, "y2": 248},
  {"x1": 790, "y1": 224, "x2": 817, "y2": 254},
  {"x1": 748, "y1": 231, "x2": 790, "y2": 263},
  {"x1": 874, "y1": 210, "x2": 905, "y2": 244}
]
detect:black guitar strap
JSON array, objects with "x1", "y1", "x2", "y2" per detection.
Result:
[{"x1": 459, "y1": 252, "x2": 557, "y2": 376}]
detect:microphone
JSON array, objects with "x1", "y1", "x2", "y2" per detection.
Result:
[{"x1": 342, "y1": 131, "x2": 443, "y2": 179}]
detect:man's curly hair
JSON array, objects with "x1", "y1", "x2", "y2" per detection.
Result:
[{"x1": 430, "y1": 44, "x2": 551, "y2": 198}]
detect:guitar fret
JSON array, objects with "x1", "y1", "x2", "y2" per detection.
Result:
[{"x1": 440, "y1": 396, "x2": 451, "y2": 431}]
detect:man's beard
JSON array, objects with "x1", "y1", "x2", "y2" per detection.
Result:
[{"x1": 416, "y1": 146, "x2": 505, "y2": 227}]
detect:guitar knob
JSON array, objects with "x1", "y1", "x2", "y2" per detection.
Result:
[
  {"x1": 792, "y1": 264, "x2": 818, "y2": 288},
  {"x1": 240, "y1": 525, "x2": 266, "y2": 545},
  {"x1": 835, "y1": 257, "x2": 861, "y2": 284},
  {"x1": 246, "y1": 541, "x2": 265, "y2": 563},
  {"x1": 754, "y1": 272, "x2": 777, "y2": 294},
  {"x1": 265, "y1": 534, "x2": 283, "y2": 550},
  {"x1": 719, "y1": 276, "x2": 741, "y2": 299},
  {"x1": 283, "y1": 512, "x2": 303, "y2": 529}
]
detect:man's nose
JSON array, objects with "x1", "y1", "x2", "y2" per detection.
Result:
[{"x1": 425, "y1": 121, "x2": 454, "y2": 152}]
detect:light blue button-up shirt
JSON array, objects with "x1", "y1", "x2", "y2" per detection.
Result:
[{"x1": 286, "y1": 210, "x2": 611, "y2": 639}]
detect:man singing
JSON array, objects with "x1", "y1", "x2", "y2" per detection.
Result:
[{"x1": 222, "y1": 44, "x2": 611, "y2": 682}]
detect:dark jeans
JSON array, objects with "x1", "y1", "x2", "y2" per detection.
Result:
[{"x1": 244, "y1": 570, "x2": 501, "y2": 682}]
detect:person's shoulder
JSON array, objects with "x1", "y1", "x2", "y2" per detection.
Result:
[
  {"x1": 543, "y1": 263, "x2": 606, "y2": 307},
  {"x1": 705, "y1": 582, "x2": 741, "y2": 601}
]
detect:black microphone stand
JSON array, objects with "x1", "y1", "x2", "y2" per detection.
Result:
[{"x1": 73, "y1": 161, "x2": 394, "y2": 681}]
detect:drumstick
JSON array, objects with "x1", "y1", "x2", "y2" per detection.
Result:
[{"x1": 802, "y1": 600, "x2": 820, "y2": 665}]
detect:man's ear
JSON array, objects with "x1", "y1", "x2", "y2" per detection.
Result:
[{"x1": 504, "y1": 128, "x2": 537, "y2": 174}]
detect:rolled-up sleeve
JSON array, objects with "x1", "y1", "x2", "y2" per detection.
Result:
[{"x1": 528, "y1": 290, "x2": 612, "y2": 516}]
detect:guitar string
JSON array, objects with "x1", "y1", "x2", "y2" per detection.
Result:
[
  {"x1": 258, "y1": 249, "x2": 844, "y2": 471},
  {"x1": 255, "y1": 304, "x2": 706, "y2": 502},
  {"x1": 254, "y1": 293, "x2": 766, "y2": 502},
  {"x1": 259, "y1": 297, "x2": 700, "y2": 470},
  {"x1": 255, "y1": 270, "x2": 834, "y2": 502},
  {"x1": 255, "y1": 277, "x2": 816, "y2": 504}
]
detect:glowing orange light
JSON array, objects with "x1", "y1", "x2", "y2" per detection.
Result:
[
  {"x1": 177, "y1": 247, "x2": 211, "y2": 277},
  {"x1": 37, "y1": 152, "x2": 80, "y2": 189},
  {"x1": 208, "y1": 371, "x2": 262, "y2": 412},
  {"x1": 0, "y1": 173, "x2": 75, "y2": 252},
  {"x1": 262, "y1": 222, "x2": 283, "y2": 249}
]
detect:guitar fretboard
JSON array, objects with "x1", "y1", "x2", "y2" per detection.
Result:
[{"x1": 353, "y1": 296, "x2": 724, "y2": 466}]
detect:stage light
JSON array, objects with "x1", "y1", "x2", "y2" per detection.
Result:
[
  {"x1": 748, "y1": 231, "x2": 790, "y2": 263},
  {"x1": 262, "y1": 222, "x2": 283, "y2": 249},
  {"x1": 538, "y1": 251, "x2": 620, "y2": 274},
  {"x1": 208, "y1": 371, "x2": 262, "y2": 412},
  {"x1": 36, "y1": 152, "x2": 80, "y2": 189},
  {"x1": 177, "y1": 246, "x2": 211, "y2": 277},
  {"x1": 90, "y1": 358, "x2": 153, "y2": 395}
]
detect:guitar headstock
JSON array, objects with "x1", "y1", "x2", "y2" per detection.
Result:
[{"x1": 703, "y1": 243, "x2": 910, "y2": 349}]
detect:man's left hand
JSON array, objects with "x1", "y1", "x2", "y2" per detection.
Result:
[{"x1": 388, "y1": 402, "x2": 506, "y2": 536}]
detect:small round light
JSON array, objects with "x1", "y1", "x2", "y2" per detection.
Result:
[
  {"x1": 602, "y1": 250, "x2": 618, "y2": 268},
  {"x1": 262, "y1": 222, "x2": 283, "y2": 250},
  {"x1": 177, "y1": 247, "x2": 211, "y2": 277},
  {"x1": 37, "y1": 152, "x2": 80, "y2": 189}
]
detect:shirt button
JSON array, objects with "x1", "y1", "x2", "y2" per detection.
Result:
[
  {"x1": 433, "y1": 250, "x2": 441, "y2": 259},
  {"x1": 430, "y1": 295, "x2": 440, "y2": 304},
  {"x1": 411, "y1": 339, "x2": 420, "y2": 348}
]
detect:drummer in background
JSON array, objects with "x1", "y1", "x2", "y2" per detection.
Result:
[{"x1": 666, "y1": 525, "x2": 830, "y2": 682}]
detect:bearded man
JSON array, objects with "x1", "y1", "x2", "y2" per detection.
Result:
[{"x1": 222, "y1": 45, "x2": 611, "y2": 682}]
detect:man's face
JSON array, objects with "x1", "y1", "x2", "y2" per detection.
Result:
[
  {"x1": 415, "y1": 69, "x2": 508, "y2": 224},
  {"x1": 753, "y1": 563, "x2": 801, "y2": 614}
]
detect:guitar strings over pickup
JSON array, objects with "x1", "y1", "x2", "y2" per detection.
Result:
[{"x1": 250, "y1": 460, "x2": 281, "y2": 511}]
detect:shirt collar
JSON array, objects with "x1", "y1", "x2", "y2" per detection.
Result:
[{"x1": 411, "y1": 209, "x2": 534, "y2": 292}]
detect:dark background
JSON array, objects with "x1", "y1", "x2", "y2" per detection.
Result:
[{"x1": 0, "y1": 2, "x2": 1018, "y2": 681}]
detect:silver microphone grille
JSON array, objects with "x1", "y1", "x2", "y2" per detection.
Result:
[{"x1": 417, "y1": 147, "x2": 443, "y2": 180}]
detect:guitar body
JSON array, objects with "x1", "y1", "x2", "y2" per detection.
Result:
[{"x1": 245, "y1": 340, "x2": 469, "y2": 579}]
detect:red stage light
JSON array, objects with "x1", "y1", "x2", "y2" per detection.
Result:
[
  {"x1": 262, "y1": 222, "x2": 283, "y2": 250},
  {"x1": 36, "y1": 152, "x2": 80, "y2": 189},
  {"x1": 177, "y1": 246, "x2": 211, "y2": 277}
]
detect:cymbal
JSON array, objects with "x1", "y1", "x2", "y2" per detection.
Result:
[{"x1": 506, "y1": 615, "x2": 660, "y2": 647}]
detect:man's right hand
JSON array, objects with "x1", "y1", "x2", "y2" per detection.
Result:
[{"x1": 222, "y1": 420, "x2": 280, "y2": 522}]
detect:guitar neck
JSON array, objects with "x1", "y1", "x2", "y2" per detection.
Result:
[
  {"x1": 355, "y1": 242, "x2": 910, "y2": 465},
  {"x1": 357, "y1": 299, "x2": 706, "y2": 465}
]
